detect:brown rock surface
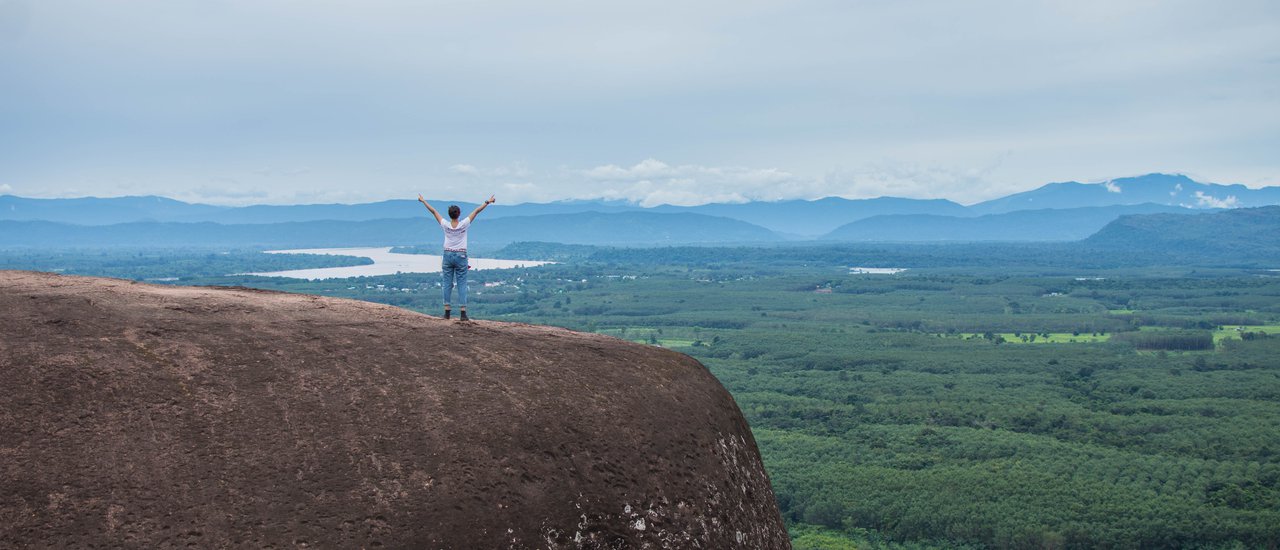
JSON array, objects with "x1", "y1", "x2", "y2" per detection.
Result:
[{"x1": 0, "y1": 271, "x2": 789, "y2": 548}]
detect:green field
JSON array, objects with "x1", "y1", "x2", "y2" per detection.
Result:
[
  {"x1": 942, "y1": 332, "x2": 1112, "y2": 344},
  {"x1": 596, "y1": 328, "x2": 700, "y2": 348},
  {"x1": 1214, "y1": 324, "x2": 1280, "y2": 343},
  {"x1": 629, "y1": 338, "x2": 698, "y2": 348}
]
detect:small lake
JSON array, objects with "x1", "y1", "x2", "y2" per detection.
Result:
[
  {"x1": 849, "y1": 267, "x2": 908, "y2": 274},
  {"x1": 246, "y1": 247, "x2": 553, "y2": 280}
]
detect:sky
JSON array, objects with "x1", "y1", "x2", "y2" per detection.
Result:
[{"x1": 1, "y1": 0, "x2": 1278, "y2": 206}]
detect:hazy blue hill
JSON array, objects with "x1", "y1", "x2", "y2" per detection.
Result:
[
  {"x1": 211, "y1": 195, "x2": 967, "y2": 237},
  {"x1": 0, "y1": 195, "x2": 227, "y2": 225},
  {"x1": 1084, "y1": 205, "x2": 1280, "y2": 264},
  {"x1": 651, "y1": 196, "x2": 971, "y2": 236},
  {"x1": 9, "y1": 174, "x2": 1275, "y2": 233},
  {"x1": 822, "y1": 203, "x2": 1198, "y2": 242},
  {"x1": 480, "y1": 211, "x2": 780, "y2": 245},
  {"x1": 0, "y1": 194, "x2": 959, "y2": 233},
  {"x1": 475, "y1": 201, "x2": 646, "y2": 219},
  {"x1": 0, "y1": 197, "x2": 495, "y2": 225},
  {"x1": 0, "y1": 196, "x2": 662, "y2": 225},
  {"x1": 0, "y1": 196, "x2": 628, "y2": 225},
  {"x1": 0, "y1": 211, "x2": 778, "y2": 248},
  {"x1": 0, "y1": 219, "x2": 428, "y2": 248},
  {"x1": 970, "y1": 173, "x2": 1280, "y2": 214},
  {"x1": 207, "y1": 200, "x2": 430, "y2": 224},
  {"x1": 207, "y1": 200, "x2": 648, "y2": 224}
]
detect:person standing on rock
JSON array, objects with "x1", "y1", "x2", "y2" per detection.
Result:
[{"x1": 418, "y1": 193, "x2": 495, "y2": 321}]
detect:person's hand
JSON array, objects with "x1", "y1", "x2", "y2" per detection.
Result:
[
  {"x1": 486, "y1": 195, "x2": 496, "y2": 205},
  {"x1": 418, "y1": 194, "x2": 426, "y2": 203}
]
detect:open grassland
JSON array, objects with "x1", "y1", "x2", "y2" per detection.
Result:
[
  {"x1": 1215, "y1": 324, "x2": 1280, "y2": 343},
  {"x1": 941, "y1": 332, "x2": 1112, "y2": 344}
]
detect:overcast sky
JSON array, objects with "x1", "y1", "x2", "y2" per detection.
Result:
[{"x1": 1, "y1": 0, "x2": 1277, "y2": 206}]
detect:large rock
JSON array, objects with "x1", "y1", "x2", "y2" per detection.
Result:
[{"x1": 0, "y1": 271, "x2": 789, "y2": 548}]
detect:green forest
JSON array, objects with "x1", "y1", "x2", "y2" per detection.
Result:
[{"x1": 3, "y1": 244, "x2": 1278, "y2": 549}]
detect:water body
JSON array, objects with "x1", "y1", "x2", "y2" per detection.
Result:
[
  {"x1": 246, "y1": 247, "x2": 553, "y2": 280},
  {"x1": 849, "y1": 267, "x2": 908, "y2": 274}
]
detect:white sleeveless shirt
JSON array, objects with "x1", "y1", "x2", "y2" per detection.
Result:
[{"x1": 440, "y1": 217, "x2": 471, "y2": 251}]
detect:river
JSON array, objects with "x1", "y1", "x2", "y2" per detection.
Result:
[{"x1": 245, "y1": 247, "x2": 553, "y2": 280}]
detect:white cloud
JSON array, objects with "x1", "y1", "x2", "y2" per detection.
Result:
[
  {"x1": 449, "y1": 158, "x2": 1022, "y2": 206},
  {"x1": 576, "y1": 158, "x2": 804, "y2": 206},
  {"x1": 819, "y1": 158, "x2": 1022, "y2": 204},
  {"x1": 252, "y1": 167, "x2": 311, "y2": 178},
  {"x1": 173, "y1": 185, "x2": 271, "y2": 205},
  {"x1": 450, "y1": 164, "x2": 480, "y2": 176},
  {"x1": 584, "y1": 159, "x2": 689, "y2": 181},
  {"x1": 451, "y1": 163, "x2": 531, "y2": 178},
  {"x1": 0, "y1": 183, "x2": 11, "y2": 193},
  {"x1": 501, "y1": 182, "x2": 537, "y2": 194},
  {"x1": 1104, "y1": 180, "x2": 1122, "y2": 193},
  {"x1": 1170, "y1": 183, "x2": 1183, "y2": 197},
  {"x1": 1193, "y1": 191, "x2": 1239, "y2": 209}
]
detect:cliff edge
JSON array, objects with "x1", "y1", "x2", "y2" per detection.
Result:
[{"x1": 0, "y1": 271, "x2": 789, "y2": 548}]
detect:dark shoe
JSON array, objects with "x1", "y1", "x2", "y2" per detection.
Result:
[
  {"x1": 460, "y1": 311, "x2": 470, "y2": 322},
  {"x1": 444, "y1": 309, "x2": 451, "y2": 320}
]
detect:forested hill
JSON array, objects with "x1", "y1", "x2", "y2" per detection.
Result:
[
  {"x1": 650, "y1": 196, "x2": 970, "y2": 236},
  {"x1": 821, "y1": 203, "x2": 1195, "y2": 242},
  {"x1": 1085, "y1": 205, "x2": 1280, "y2": 264}
]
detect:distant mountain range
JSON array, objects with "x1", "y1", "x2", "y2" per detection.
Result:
[
  {"x1": 969, "y1": 173, "x2": 1280, "y2": 214},
  {"x1": 2, "y1": 173, "x2": 1277, "y2": 248},
  {"x1": 0, "y1": 195, "x2": 966, "y2": 236}
]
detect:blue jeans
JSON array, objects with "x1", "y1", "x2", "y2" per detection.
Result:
[{"x1": 441, "y1": 250, "x2": 468, "y2": 307}]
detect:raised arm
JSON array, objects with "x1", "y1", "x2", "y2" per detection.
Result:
[
  {"x1": 418, "y1": 194, "x2": 443, "y2": 224},
  {"x1": 468, "y1": 195, "x2": 496, "y2": 223}
]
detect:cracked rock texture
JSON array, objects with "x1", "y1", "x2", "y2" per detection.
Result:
[{"x1": 0, "y1": 271, "x2": 789, "y2": 548}]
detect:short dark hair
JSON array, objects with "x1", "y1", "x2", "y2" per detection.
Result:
[{"x1": 448, "y1": 205, "x2": 461, "y2": 219}]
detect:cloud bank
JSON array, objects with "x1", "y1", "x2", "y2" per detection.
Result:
[
  {"x1": 1, "y1": 0, "x2": 1276, "y2": 204},
  {"x1": 440, "y1": 158, "x2": 1038, "y2": 207},
  {"x1": 1193, "y1": 191, "x2": 1239, "y2": 209}
]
